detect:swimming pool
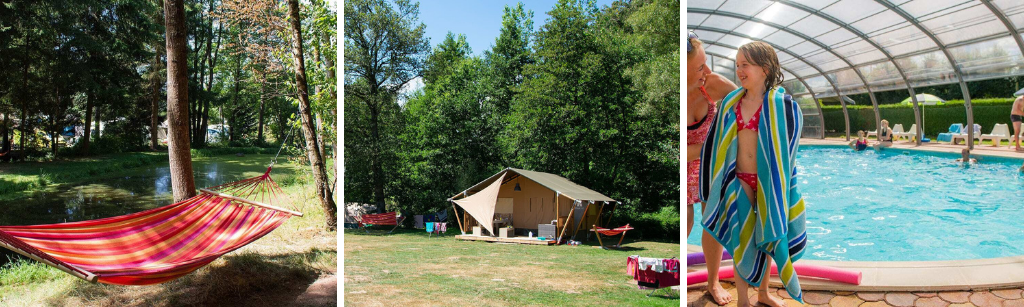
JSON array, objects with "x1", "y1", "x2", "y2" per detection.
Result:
[{"x1": 687, "y1": 145, "x2": 1024, "y2": 261}]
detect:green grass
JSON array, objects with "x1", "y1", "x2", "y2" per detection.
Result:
[
  {"x1": 0, "y1": 258, "x2": 66, "y2": 287},
  {"x1": 344, "y1": 230, "x2": 679, "y2": 307}
]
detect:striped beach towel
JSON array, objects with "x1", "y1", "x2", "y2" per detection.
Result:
[{"x1": 698, "y1": 86, "x2": 808, "y2": 302}]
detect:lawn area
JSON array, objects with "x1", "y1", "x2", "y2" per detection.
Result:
[
  {"x1": 0, "y1": 152, "x2": 337, "y2": 307},
  {"x1": 344, "y1": 229, "x2": 679, "y2": 307}
]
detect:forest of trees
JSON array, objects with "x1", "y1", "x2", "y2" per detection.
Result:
[
  {"x1": 0, "y1": 0, "x2": 338, "y2": 229},
  {"x1": 345, "y1": 0, "x2": 680, "y2": 239},
  {"x1": 0, "y1": 0, "x2": 336, "y2": 158}
]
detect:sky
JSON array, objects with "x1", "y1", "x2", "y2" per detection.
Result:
[
  {"x1": 417, "y1": 0, "x2": 616, "y2": 57},
  {"x1": 396, "y1": 0, "x2": 616, "y2": 104}
]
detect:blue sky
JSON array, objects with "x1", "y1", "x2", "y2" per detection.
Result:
[{"x1": 417, "y1": 0, "x2": 616, "y2": 57}]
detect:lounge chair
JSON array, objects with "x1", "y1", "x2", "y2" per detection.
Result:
[
  {"x1": 937, "y1": 123, "x2": 963, "y2": 143},
  {"x1": 889, "y1": 124, "x2": 905, "y2": 142},
  {"x1": 894, "y1": 124, "x2": 917, "y2": 142},
  {"x1": 951, "y1": 124, "x2": 982, "y2": 145},
  {"x1": 980, "y1": 124, "x2": 1011, "y2": 146}
]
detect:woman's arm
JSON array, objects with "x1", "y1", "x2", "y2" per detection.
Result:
[{"x1": 706, "y1": 73, "x2": 738, "y2": 102}]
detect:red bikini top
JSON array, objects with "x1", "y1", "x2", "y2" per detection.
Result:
[{"x1": 736, "y1": 97, "x2": 763, "y2": 132}]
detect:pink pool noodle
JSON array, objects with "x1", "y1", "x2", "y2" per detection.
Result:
[
  {"x1": 687, "y1": 251, "x2": 732, "y2": 265},
  {"x1": 686, "y1": 264, "x2": 862, "y2": 286}
]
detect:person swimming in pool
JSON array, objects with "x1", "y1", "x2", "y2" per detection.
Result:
[
  {"x1": 956, "y1": 148, "x2": 977, "y2": 164},
  {"x1": 849, "y1": 130, "x2": 868, "y2": 151},
  {"x1": 699, "y1": 41, "x2": 807, "y2": 307}
]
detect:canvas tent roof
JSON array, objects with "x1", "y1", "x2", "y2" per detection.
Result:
[
  {"x1": 450, "y1": 168, "x2": 616, "y2": 236},
  {"x1": 451, "y1": 168, "x2": 616, "y2": 202}
]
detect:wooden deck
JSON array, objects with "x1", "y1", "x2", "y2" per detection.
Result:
[{"x1": 455, "y1": 235, "x2": 556, "y2": 245}]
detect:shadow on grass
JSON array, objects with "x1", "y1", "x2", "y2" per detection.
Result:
[{"x1": 45, "y1": 248, "x2": 336, "y2": 307}]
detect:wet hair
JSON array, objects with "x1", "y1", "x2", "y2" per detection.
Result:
[{"x1": 738, "y1": 41, "x2": 784, "y2": 92}]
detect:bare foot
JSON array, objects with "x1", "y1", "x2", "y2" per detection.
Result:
[
  {"x1": 736, "y1": 297, "x2": 750, "y2": 307},
  {"x1": 1016, "y1": 147, "x2": 1024, "y2": 152},
  {"x1": 757, "y1": 292, "x2": 786, "y2": 307},
  {"x1": 707, "y1": 281, "x2": 733, "y2": 305}
]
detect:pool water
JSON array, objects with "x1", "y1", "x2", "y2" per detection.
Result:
[{"x1": 688, "y1": 145, "x2": 1024, "y2": 261}]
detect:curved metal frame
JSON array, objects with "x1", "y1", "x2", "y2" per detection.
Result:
[
  {"x1": 691, "y1": 8, "x2": 883, "y2": 141},
  {"x1": 689, "y1": 0, "x2": 1024, "y2": 147},
  {"x1": 773, "y1": 0, "x2": 924, "y2": 145},
  {"x1": 873, "y1": 0, "x2": 975, "y2": 149}
]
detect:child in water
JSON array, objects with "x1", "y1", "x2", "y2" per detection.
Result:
[
  {"x1": 849, "y1": 130, "x2": 868, "y2": 151},
  {"x1": 956, "y1": 148, "x2": 977, "y2": 164}
]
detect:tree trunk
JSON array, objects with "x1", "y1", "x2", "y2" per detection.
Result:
[
  {"x1": 1, "y1": 113, "x2": 7, "y2": 152},
  {"x1": 287, "y1": 0, "x2": 337, "y2": 230},
  {"x1": 19, "y1": 54, "x2": 28, "y2": 151},
  {"x1": 20, "y1": 103, "x2": 26, "y2": 151},
  {"x1": 151, "y1": 0, "x2": 164, "y2": 151},
  {"x1": 165, "y1": 0, "x2": 196, "y2": 202},
  {"x1": 321, "y1": 32, "x2": 337, "y2": 101},
  {"x1": 151, "y1": 52, "x2": 161, "y2": 150},
  {"x1": 94, "y1": 105, "x2": 101, "y2": 139},
  {"x1": 83, "y1": 92, "x2": 93, "y2": 154},
  {"x1": 201, "y1": 23, "x2": 222, "y2": 146},
  {"x1": 370, "y1": 103, "x2": 384, "y2": 212},
  {"x1": 229, "y1": 54, "x2": 241, "y2": 144},
  {"x1": 257, "y1": 85, "x2": 265, "y2": 143}
]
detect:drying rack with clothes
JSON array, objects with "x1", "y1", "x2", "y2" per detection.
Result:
[{"x1": 626, "y1": 255, "x2": 679, "y2": 297}]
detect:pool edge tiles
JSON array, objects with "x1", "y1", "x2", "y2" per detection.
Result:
[
  {"x1": 687, "y1": 244, "x2": 1024, "y2": 292},
  {"x1": 801, "y1": 143, "x2": 1024, "y2": 164}
]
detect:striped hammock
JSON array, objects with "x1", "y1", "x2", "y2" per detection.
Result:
[{"x1": 0, "y1": 167, "x2": 302, "y2": 285}]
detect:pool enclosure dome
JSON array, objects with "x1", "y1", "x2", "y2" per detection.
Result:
[{"x1": 689, "y1": 0, "x2": 1024, "y2": 149}]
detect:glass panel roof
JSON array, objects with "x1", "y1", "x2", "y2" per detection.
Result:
[
  {"x1": 718, "y1": 0, "x2": 774, "y2": 16},
  {"x1": 850, "y1": 10, "x2": 906, "y2": 35},
  {"x1": 755, "y1": 3, "x2": 809, "y2": 27},
  {"x1": 949, "y1": 36, "x2": 1024, "y2": 81},
  {"x1": 787, "y1": 14, "x2": 840, "y2": 38},
  {"x1": 787, "y1": 0, "x2": 840, "y2": 11},
  {"x1": 858, "y1": 61, "x2": 907, "y2": 92},
  {"x1": 832, "y1": 68, "x2": 868, "y2": 94},
  {"x1": 733, "y1": 21, "x2": 777, "y2": 38},
  {"x1": 700, "y1": 15, "x2": 746, "y2": 30},
  {"x1": 815, "y1": 28, "x2": 858, "y2": 47},
  {"x1": 688, "y1": 0, "x2": 1024, "y2": 132},
  {"x1": 894, "y1": 50, "x2": 957, "y2": 87},
  {"x1": 763, "y1": 30, "x2": 804, "y2": 48},
  {"x1": 805, "y1": 75, "x2": 835, "y2": 97},
  {"x1": 820, "y1": 0, "x2": 887, "y2": 25},
  {"x1": 687, "y1": 13, "x2": 710, "y2": 26},
  {"x1": 993, "y1": 0, "x2": 1024, "y2": 31}
]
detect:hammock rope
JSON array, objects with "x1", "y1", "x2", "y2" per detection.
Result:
[{"x1": 0, "y1": 167, "x2": 301, "y2": 285}]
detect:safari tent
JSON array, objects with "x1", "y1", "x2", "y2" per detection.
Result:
[{"x1": 449, "y1": 168, "x2": 618, "y2": 243}]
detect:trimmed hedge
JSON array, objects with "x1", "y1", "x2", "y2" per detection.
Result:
[{"x1": 820, "y1": 98, "x2": 1016, "y2": 137}]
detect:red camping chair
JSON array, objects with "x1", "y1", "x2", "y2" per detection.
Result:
[
  {"x1": 591, "y1": 224, "x2": 633, "y2": 249},
  {"x1": 357, "y1": 212, "x2": 405, "y2": 234}
]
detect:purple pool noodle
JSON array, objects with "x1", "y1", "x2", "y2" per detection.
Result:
[{"x1": 686, "y1": 251, "x2": 732, "y2": 266}]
